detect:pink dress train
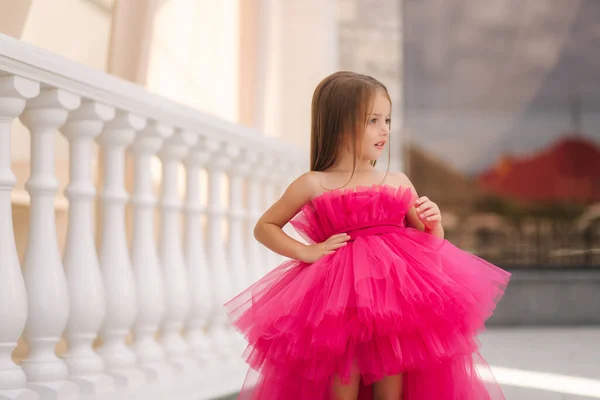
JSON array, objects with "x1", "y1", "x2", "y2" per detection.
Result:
[{"x1": 226, "y1": 184, "x2": 510, "y2": 399}]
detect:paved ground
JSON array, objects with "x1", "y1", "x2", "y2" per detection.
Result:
[
  {"x1": 480, "y1": 327, "x2": 600, "y2": 400},
  {"x1": 217, "y1": 327, "x2": 600, "y2": 399}
]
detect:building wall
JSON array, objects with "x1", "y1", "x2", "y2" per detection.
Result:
[{"x1": 337, "y1": 0, "x2": 405, "y2": 171}]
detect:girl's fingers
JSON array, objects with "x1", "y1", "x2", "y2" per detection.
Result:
[
  {"x1": 417, "y1": 207, "x2": 434, "y2": 218},
  {"x1": 426, "y1": 215, "x2": 442, "y2": 221},
  {"x1": 327, "y1": 234, "x2": 350, "y2": 244},
  {"x1": 416, "y1": 201, "x2": 433, "y2": 212},
  {"x1": 327, "y1": 242, "x2": 347, "y2": 250},
  {"x1": 327, "y1": 240, "x2": 348, "y2": 248},
  {"x1": 327, "y1": 233, "x2": 349, "y2": 241},
  {"x1": 415, "y1": 196, "x2": 429, "y2": 206},
  {"x1": 420, "y1": 209, "x2": 439, "y2": 219}
]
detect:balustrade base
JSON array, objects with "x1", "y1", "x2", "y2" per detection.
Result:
[
  {"x1": 25, "y1": 381, "x2": 78, "y2": 400},
  {"x1": 104, "y1": 369, "x2": 145, "y2": 390},
  {"x1": 69, "y1": 375, "x2": 114, "y2": 395},
  {"x1": 186, "y1": 331, "x2": 213, "y2": 366},
  {"x1": 231, "y1": 330, "x2": 247, "y2": 352},
  {"x1": 192, "y1": 354, "x2": 215, "y2": 369},
  {"x1": 208, "y1": 326, "x2": 234, "y2": 361},
  {"x1": 0, "y1": 389, "x2": 39, "y2": 400},
  {"x1": 138, "y1": 362, "x2": 174, "y2": 384},
  {"x1": 168, "y1": 357, "x2": 199, "y2": 375},
  {"x1": 78, "y1": 361, "x2": 246, "y2": 400}
]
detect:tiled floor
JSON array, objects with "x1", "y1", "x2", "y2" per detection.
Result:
[{"x1": 217, "y1": 327, "x2": 600, "y2": 399}]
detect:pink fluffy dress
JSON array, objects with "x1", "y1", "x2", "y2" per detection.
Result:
[{"x1": 226, "y1": 184, "x2": 510, "y2": 399}]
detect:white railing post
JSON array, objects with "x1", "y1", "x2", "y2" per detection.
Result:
[
  {"x1": 276, "y1": 162, "x2": 296, "y2": 264},
  {"x1": 227, "y1": 148, "x2": 257, "y2": 349},
  {"x1": 183, "y1": 137, "x2": 213, "y2": 366},
  {"x1": 205, "y1": 139, "x2": 238, "y2": 359},
  {"x1": 19, "y1": 87, "x2": 81, "y2": 399},
  {"x1": 261, "y1": 157, "x2": 279, "y2": 274},
  {"x1": 96, "y1": 111, "x2": 146, "y2": 389},
  {"x1": 129, "y1": 120, "x2": 174, "y2": 383},
  {"x1": 227, "y1": 148, "x2": 257, "y2": 295},
  {"x1": 246, "y1": 156, "x2": 271, "y2": 282},
  {"x1": 0, "y1": 75, "x2": 39, "y2": 400},
  {"x1": 158, "y1": 129, "x2": 198, "y2": 373},
  {"x1": 60, "y1": 100, "x2": 115, "y2": 394}
]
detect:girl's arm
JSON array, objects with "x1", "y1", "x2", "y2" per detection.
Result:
[
  {"x1": 253, "y1": 172, "x2": 319, "y2": 261},
  {"x1": 395, "y1": 172, "x2": 445, "y2": 239}
]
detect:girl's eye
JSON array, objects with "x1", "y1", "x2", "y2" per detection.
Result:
[
  {"x1": 386, "y1": 119, "x2": 391, "y2": 125},
  {"x1": 370, "y1": 118, "x2": 377, "y2": 124}
]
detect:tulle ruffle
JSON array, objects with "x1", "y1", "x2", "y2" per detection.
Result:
[{"x1": 225, "y1": 184, "x2": 510, "y2": 399}]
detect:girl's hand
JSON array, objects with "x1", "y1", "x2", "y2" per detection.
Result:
[
  {"x1": 298, "y1": 233, "x2": 350, "y2": 263},
  {"x1": 415, "y1": 196, "x2": 442, "y2": 231}
]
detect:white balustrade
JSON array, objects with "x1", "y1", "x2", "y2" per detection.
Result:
[
  {"x1": 158, "y1": 129, "x2": 198, "y2": 373},
  {"x1": 183, "y1": 138, "x2": 213, "y2": 366},
  {"x1": 0, "y1": 74, "x2": 39, "y2": 400},
  {"x1": 61, "y1": 100, "x2": 115, "y2": 394},
  {"x1": 205, "y1": 139, "x2": 238, "y2": 359},
  {"x1": 20, "y1": 87, "x2": 81, "y2": 400},
  {"x1": 0, "y1": 33, "x2": 304, "y2": 399},
  {"x1": 96, "y1": 111, "x2": 146, "y2": 389},
  {"x1": 129, "y1": 121, "x2": 173, "y2": 383}
]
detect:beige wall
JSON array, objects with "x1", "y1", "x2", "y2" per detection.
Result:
[
  {"x1": 0, "y1": 0, "x2": 33, "y2": 38},
  {"x1": 145, "y1": 0, "x2": 240, "y2": 122},
  {"x1": 238, "y1": 0, "x2": 260, "y2": 128},
  {"x1": 279, "y1": 0, "x2": 338, "y2": 149},
  {"x1": 21, "y1": 0, "x2": 112, "y2": 72},
  {"x1": 251, "y1": 0, "x2": 338, "y2": 151}
]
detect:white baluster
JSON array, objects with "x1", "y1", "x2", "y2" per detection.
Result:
[
  {"x1": 227, "y1": 148, "x2": 257, "y2": 294},
  {"x1": 285, "y1": 163, "x2": 306, "y2": 245},
  {"x1": 227, "y1": 148, "x2": 256, "y2": 350},
  {"x1": 261, "y1": 157, "x2": 280, "y2": 274},
  {"x1": 246, "y1": 156, "x2": 271, "y2": 282},
  {"x1": 19, "y1": 88, "x2": 80, "y2": 399},
  {"x1": 158, "y1": 129, "x2": 198, "y2": 373},
  {"x1": 60, "y1": 100, "x2": 115, "y2": 394},
  {"x1": 0, "y1": 75, "x2": 39, "y2": 400},
  {"x1": 96, "y1": 111, "x2": 146, "y2": 388},
  {"x1": 205, "y1": 139, "x2": 239, "y2": 359},
  {"x1": 184, "y1": 137, "x2": 213, "y2": 366},
  {"x1": 129, "y1": 121, "x2": 174, "y2": 382},
  {"x1": 274, "y1": 162, "x2": 293, "y2": 264}
]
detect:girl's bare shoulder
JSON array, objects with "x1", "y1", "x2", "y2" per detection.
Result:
[
  {"x1": 385, "y1": 170, "x2": 418, "y2": 193},
  {"x1": 286, "y1": 171, "x2": 324, "y2": 201}
]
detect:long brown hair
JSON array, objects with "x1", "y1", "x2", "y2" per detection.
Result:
[{"x1": 310, "y1": 71, "x2": 391, "y2": 176}]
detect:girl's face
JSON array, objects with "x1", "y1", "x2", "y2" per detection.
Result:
[{"x1": 359, "y1": 90, "x2": 391, "y2": 162}]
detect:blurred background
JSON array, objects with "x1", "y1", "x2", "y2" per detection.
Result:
[{"x1": 1, "y1": 0, "x2": 599, "y2": 399}]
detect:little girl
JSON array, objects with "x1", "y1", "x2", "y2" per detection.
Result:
[{"x1": 226, "y1": 71, "x2": 510, "y2": 400}]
